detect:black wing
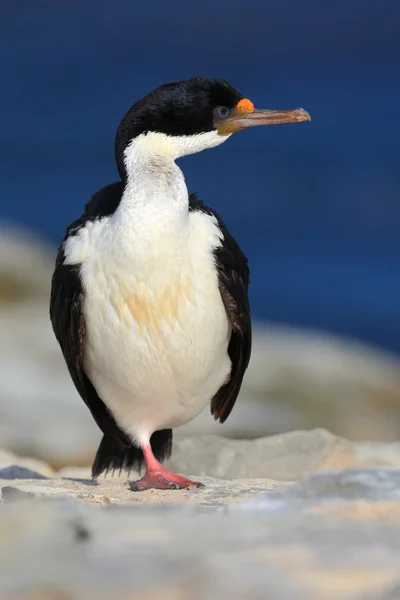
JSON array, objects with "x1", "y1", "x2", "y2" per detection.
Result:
[
  {"x1": 50, "y1": 182, "x2": 131, "y2": 449},
  {"x1": 189, "y1": 194, "x2": 252, "y2": 423}
]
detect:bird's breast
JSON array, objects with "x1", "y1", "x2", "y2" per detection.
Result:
[
  {"x1": 65, "y1": 210, "x2": 232, "y2": 434},
  {"x1": 107, "y1": 272, "x2": 194, "y2": 332},
  {"x1": 74, "y1": 210, "x2": 230, "y2": 368}
]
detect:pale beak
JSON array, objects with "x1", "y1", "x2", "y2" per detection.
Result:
[{"x1": 217, "y1": 108, "x2": 311, "y2": 135}]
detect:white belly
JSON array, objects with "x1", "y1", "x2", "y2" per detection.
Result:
[{"x1": 71, "y1": 211, "x2": 231, "y2": 445}]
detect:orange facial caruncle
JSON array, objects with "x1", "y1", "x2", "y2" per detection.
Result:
[{"x1": 235, "y1": 98, "x2": 254, "y2": 113}]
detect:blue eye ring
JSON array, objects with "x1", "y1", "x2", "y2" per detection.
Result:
[{"x1": 217, "y1": 106, "x2": 230, "y2": 118}]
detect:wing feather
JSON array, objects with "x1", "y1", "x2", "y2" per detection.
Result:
[
  {"x1": 49, "y1": 183, "x2": 130, "y2": 448},
  {"x1": 189, "y1": 194, "x2": 252, "y2": 423}
]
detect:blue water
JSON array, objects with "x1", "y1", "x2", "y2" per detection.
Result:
[{"x1": 2, "y1": 1, "x2": 400, "y2": 353}]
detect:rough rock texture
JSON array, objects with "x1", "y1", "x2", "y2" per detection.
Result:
[{"x1": 2, "y1": 432, "x2": 400, "y2": 598}]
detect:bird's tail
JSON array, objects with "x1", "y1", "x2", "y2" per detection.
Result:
[{"x1": 91, "y1": 429, "x2": 173, "y2": 479}]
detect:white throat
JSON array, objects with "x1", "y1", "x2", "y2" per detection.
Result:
[
  {"x1": 101, "y1": 130, "x2": 231, "y2": 274},
  {"x1": 114, "y1": 129, "x2": 229, "y2": 236},
  {"x1": 119, "y1": 135, "x2": 187, "y2": 231}
]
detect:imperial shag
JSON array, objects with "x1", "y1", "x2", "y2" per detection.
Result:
[{"x1": 50, "y1": 77, "x2": 310, "y2": 491}]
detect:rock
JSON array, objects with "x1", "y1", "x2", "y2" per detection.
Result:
[
  {"x1": 54, "y1": 430, "x2": 400, "y2": 482},
  {"x1": 0, "y1": 301, "x2": 102, "y2": 469},
  {"x1": 1, "y1": 441, "x2": 400, "y2": 598},
  {"x1": 167, "y1": 429, "x2": 400, "y2": 480},
  {"x1": 246, "y1": 324, "x2": 400, "y2": 442},
  {"x1": 1, "y1": 486, "x2": 36, "y2": 503},
  {"x1": 237, "y1": 468, "x2": 400, "y2": 510},
  {"x1": 55, "y1": 466, "x2": 95, "y2": 480},
  {"x1": 5, "y1": 436, "x2": 400, "y2": 505},
  {"x1": 353, "y1": 441, "x2": 400, "y2": 467},
  {"x1": 0, "y1": 223, "x2": 54, "y2": 303},
  {"x1": 167, "y1": 429, "x2": 344, "y2": 480},
  {"x1": 0, "y1": 467, "x2": 48, "y2": 481},
  {"x1": 175, "y1": 391, "x2": 295, "y2": 440},
  {"x1": 7, "y1": 428, "x2": 400, "y2": 485},
  {"x1": 0, "y1": 475, "x2": 283, "y2": 507},
  {"x1": 0, "y1": 448, "x2": 54, "y2": 478},
  {"x1": 0, "y1": 482, "x2": 400, "y2": 599}
]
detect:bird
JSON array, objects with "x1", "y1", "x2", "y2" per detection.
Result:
[{"x1": 50, "y1": 77, "x2": 310, "y2": 491}]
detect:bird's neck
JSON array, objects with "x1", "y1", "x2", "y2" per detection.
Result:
[{"x1": 115, "y1": 137, "x2": 189, "y2": 236}]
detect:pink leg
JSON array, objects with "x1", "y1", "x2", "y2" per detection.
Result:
[{"x1": 129, "y1": 442, "x2": 204, "y2": 492}]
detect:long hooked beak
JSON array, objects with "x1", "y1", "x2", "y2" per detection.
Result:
[{"x1": 216, "y1": 106, "x2": 311, "y2": 135}]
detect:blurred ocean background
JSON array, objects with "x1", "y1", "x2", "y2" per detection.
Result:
[{"x1": 1, "y1": 0, "x2": 400, "y2": 466}]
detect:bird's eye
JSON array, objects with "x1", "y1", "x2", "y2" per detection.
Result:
[{"x1": 217, "y1": 106, "x2": 230, "y2": 118}]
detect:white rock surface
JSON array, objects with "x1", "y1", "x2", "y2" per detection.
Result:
[{"x1": 2, "y1": 432, "x2": 400, "y2": 599}]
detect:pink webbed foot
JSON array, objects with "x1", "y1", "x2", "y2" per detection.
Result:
[{"x1": 129, "y1": 468, "x2": 203, "y2": 492}]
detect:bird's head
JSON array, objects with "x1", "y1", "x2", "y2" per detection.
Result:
[{"x1": 115, "y1": 77, "x2": 310, "y2": 180}]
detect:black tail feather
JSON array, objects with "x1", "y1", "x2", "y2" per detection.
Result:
[{"x1": 91, "y1": 429, "x2": 173, "y2": 479}]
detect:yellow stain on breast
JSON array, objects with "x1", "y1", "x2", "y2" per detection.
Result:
[{"x1": 110, "y1": 275, "x2": 193, "y2": 331}]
